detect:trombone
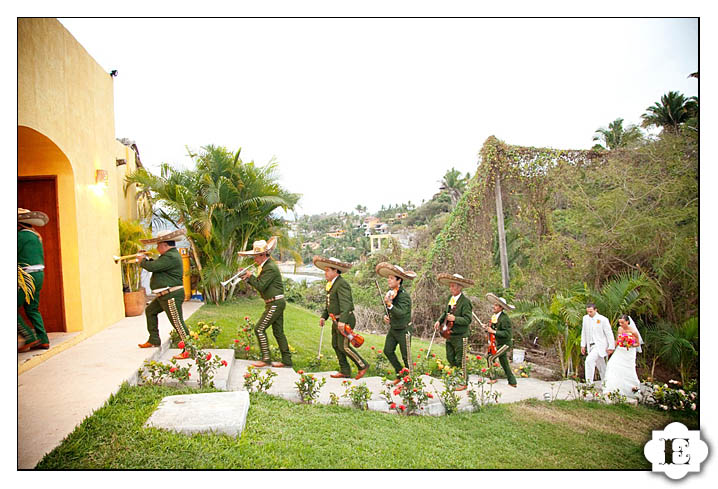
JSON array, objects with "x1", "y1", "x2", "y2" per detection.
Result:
[
  {"x1": 221, "y1": 265, "x2": 257, "y2": 288},
  {"x1": 113, "y1": 250, "x2": 156, "y2": 263}
]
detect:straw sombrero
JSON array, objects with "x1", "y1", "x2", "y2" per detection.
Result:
[
  {"x1": 18, "y1": 208, "x2": 49, "y2": 227},
  {"x1": 237, "y1": 236, "x2": 278, "y2": 256},
  {"x1": 312, "y1": 255, "x2": 352, "y2": 273},
  {"x1": 140, "y1": 228, "x2": 186, "y2": 245},
  {"x1": 437, "y1": 273, "x2": 474, "y2": 288},
  {"x1": 486, "y1": 293, "x2": 515, "y2": 310},
  {"x1": 375, "y1": 262, "x2": 417, "y2": 281}
]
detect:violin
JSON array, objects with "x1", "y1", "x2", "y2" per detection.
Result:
[
  {"x1": 329, "y1": 313, "x2": 364, "y2": 348},
  {"x1": 439, "y1": 304, "x2": 456, "y2": 339},
  {"x1": 384, "y1": 287, "x2": 399, "y2": 306}
]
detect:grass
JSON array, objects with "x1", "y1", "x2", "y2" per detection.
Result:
[
  {"x1": 185, "y1": 297, "x2": 448, "y2": 375},
  {"x1": 36, "y1": 384, "x2": 696, "y2": 469}
]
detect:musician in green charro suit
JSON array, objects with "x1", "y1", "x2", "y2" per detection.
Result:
[
  {"x1": 240, "y1": 236, "x2": 292, "y2": 368},
  {"x1": 17, "y1": 208, "x2": 50, "y2": 352},
  {"x1": 137, "y1": 229, "x2": 191, "y2": 360},
  {"x1": 434, "y1": 273, "x2": 474, "y2": 391},
  {"x1": 485, "y1": 293, "x2": 517, "y2": 388},
  {"x1": 314, "y1": 256, "x2": 369, "y2": 380},
  {"x1": 376, "y1": 262, "x2": 416, "y2": 384}
]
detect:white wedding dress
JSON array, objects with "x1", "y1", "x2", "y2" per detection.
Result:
[{"x1": 603, "y1": 346, "x2": 640, "y2": 398}]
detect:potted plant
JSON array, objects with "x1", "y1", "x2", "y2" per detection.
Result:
[{"x1": 118, "y1": 218, "x2": 152, "y2": 316}]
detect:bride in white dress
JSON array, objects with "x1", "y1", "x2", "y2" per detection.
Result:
[{"x1": 603, "y1": 315, "x2": 642, "y2": 398}]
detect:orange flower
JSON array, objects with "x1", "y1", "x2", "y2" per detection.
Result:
[{"x1": 298, "y1": 370, "x2": 304, "y2": 374}]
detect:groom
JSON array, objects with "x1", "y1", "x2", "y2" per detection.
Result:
[{"x1": 580, "y1": 303, "x2": 615, "y2": 384}]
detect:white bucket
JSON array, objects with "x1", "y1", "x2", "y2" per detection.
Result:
[{"x1": 512, "y1": 348, "x2": 525, "y2": 364}]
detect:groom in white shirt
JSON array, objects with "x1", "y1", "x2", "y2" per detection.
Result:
[{"x1": 580, "y1": 303, "x2": 615, "y2": 384}]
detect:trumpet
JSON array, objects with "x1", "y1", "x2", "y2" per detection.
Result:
[
  {"x1": 221, "y1": 265, "x2": 256, "y2": 287},
  {"x1": 113, "y1": 250, "x2": 155, "y2": 263}
]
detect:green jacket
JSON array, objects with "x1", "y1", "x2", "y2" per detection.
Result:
[
  {"x1": 437, "y1": 293, "x2": 472, "y2": 337},
  {"x1": 18, "y1": 229, "x2": 44, "y2": 267},
  {"x1": 321, "y1": 275, "x2": 355, "y2": 327},
  {"x1": 246, "y1": 258, "x2": 285, "y2": 301},
  {"x1": 494, "y1": 310, "x2": 513, "y2": 347},
  {"x1": 141, "y1": 247, "x2": 183, "y2": 290},
  {"x1": 387, "y1": 286, "x2": 412, "y2": 330}
]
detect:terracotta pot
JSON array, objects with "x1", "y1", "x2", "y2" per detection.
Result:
[{"x1": 123, "y1": 289, "x2": 147, "y2": 317}]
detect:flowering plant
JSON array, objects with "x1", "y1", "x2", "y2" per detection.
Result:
[
  {"x1": 243, "y1": 365, "x2": 278, "y2": 393},
  {"x1": 179, "y1": 338, "x2": 227, "y2": 388},
  {"x1": 139, "y1": 359, "x2": 191, "y2": 385},
  {"x1": 647, "y1": 379, "x2": 698, "y2": 415},
  {"x1": 170, "y1": 320, "x2": 221, "y2": 349},
  {"x1": 342, "y1": 380, "x2": 372, "y2": 410},
  {"x1": 616, "y1": 332, "x2": 637, "y2": 349},
  {"x1": 391, "y1": 367, "x2": 431, "y2": 415},
  {"x1": 231, "y1": 316, "x2": 257, "y2": 359},
  {"x1": 435, "y1": 366, "x2": 464, "y2": 414},
  {"x1": 368, "y1": 346, "x2": 390, "y2": 377},
  {"x1": 295, "y1": 370, "x2": 326, "y2": 404},
  {"x1": 467, "y1": 377, "x2": 501, "y2": 410},
  {"x1": 513, "y1": 362, "x2": 532, "y2": 378}
]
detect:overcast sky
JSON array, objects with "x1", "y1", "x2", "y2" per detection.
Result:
[{"x1": 57, "y1": 18, "x2": 698, "y2": 217}]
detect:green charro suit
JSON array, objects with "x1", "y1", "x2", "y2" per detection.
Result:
[
  {"x1": 140, "y1": 247, "x2": 189, "y2": 345},
  {"x1": 493, "y1": 310, "x2": 517, "y2": 385},
  {"x1": 437, "y1": 293, "x2": 472, "y2": 368},
  {"x1": 384, "y1": 286, "x2": 412, "y2": 377},
  {"x1": 321, "y1": 275, "x2": 368, "y2": 376},
  {"x1": 18, "y1": 228, "x2": 49, "y2": 345},
  {"x1": 246, "y1": 257, "x2": 292, "y2": 365}
]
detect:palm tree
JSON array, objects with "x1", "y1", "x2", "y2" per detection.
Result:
[
  {"x1": 439, "y1": 167, "x2": 468, "y2": 205},
  {"x1": 656, "y1": 316, "x2": 698, "y2": 385},
  {"x1": 641, "y1": 91, "x2": 696, "y2": 133},
  {"x1": 125, "y1": 145, "x2": 299, "y2": 303},
  {"x1": 592, "y1": 118, "x2": 644, "y2": 150}
]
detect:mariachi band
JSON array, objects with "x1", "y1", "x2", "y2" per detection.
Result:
[{"x1": 110, "y1": 230, "x2": 517, "y2": 390}]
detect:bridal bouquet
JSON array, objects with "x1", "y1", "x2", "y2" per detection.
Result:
[{"x1": 615, "y1": 332, "x2": 637, "y2": 348}]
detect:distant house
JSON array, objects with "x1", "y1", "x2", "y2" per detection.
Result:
[
  {"x1": 395, "y1": 212, "x2": 408, "y2": 219},
  {"x1": 362, "y1": 216, "x2": 380, "y2": 229},
  {"x1": 326, "y1": 229, "x2": 346, "y2": 238}
]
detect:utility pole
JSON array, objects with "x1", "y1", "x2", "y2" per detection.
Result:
[{"x1": 494, "y1": 171, "x2": 510, "y2": 289}]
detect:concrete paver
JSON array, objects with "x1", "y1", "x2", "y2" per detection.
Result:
[{"x1": 17, "y1": 301, "x2": 203, "y2": 469}]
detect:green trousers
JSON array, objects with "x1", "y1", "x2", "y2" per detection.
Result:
[
  {"x1": 494, "y1": 347, "x2": 517, "y2": 385},
  {"x1": 331, "y1": 321, "x2": 368, "y2": 376},
  {"x1": 145, "y1": 288, "x2": 189, "y2": 345},
  {"x1": 255, "y1": 299, "x2": 292, "y2": 365},
  {"x1": 445, "y1": 334, "x2": 466, "y2": 368},
  {"x1": 17, "y1": 271, "x2": 48, "y2": 344},
  {"x1": 384, "y1": 328, "x2": 409, "y2": 376}
]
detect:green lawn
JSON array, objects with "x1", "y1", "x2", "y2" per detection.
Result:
[
  {"x1": 185, "y1": 297, "x2": 448, "y2": 375},
  {"x1": 36, "y1": 384, "x2": 695, "y2": 469}
]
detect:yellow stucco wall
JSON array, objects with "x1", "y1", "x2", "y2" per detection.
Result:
[
  {"x1": 18, "y1": 18, "x2": 134, "y2": 334},
  {"x1": 115, "y1": 142, "x2": 140, "y2": 221}
]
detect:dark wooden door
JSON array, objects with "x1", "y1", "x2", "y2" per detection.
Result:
[{"x1": 18, "y1": 177, "x2": 66, "y2": 333}]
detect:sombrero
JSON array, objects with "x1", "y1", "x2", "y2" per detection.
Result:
[
  {"x1": 486, "y1": 293, "x2": 515, "y2": 310},
  {"x1": 237, "y1": 236, "x2": 278, "y2": 256},
  {"x1": 437, "y1": 273, "x2": 474, "y2": 288},
  {"x1": 140, "y1": 228, "x2": 186, "y2": 245},
  {"x1": 312, "y1": 255, "x2": 352, "y2": 273},
  {"x1": 375, "y1": 262, "x2": 417, "y2": 281},
  {"x1": 18, "y1": 208, "x2": 49, "y2": 227}
]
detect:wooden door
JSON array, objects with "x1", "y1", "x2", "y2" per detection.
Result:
[{"x1": 18, "y1": 177, "x2": 66, "y2": 333}]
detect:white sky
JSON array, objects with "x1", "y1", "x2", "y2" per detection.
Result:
[{"x1": 56, "y1": 17, "x2": 698, "y2": 217}]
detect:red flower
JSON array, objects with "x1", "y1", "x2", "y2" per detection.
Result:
[
  {"x1": 221, "y1": 360, "x2": 228, "y2": 367},
  {"x1": 427, "y1": 392, "x2": 433, "y2": 398},
  {"x1": 234, "y1": 339, "x2": 240, "y2": 343},
  {"x1": 431, "y1": 353, "x2": 436, "y2": 358},
  {"x1": 399, "y1": 405, "x2": 406, "y2": 411},
  {"x1": 244, "y1": 316, "x2": 250, "y2": 320},
  {"x1": 393, "y1": 388, "x2": 401, "y2": 396},
  {"x1": 178, "y1": 341, "x2": 185, "y2": 349},
  {"x1": 206, "y1": 353, "x2": 212, "y2": 361},
  {"x1": 188, "y1": 373, "x2": 191, "y2": 377},
  {"x1": 244, "y1": 373, "x2": 251, "y2": 379},
  {"x1": 243, "y1": 328, "x2": 249, "y2": 332},
  {"x1": 371, "y1": 346, "x2": 375, "y2": 350},
  {"x1": 244, "y1": 346, "x2": 250, "y2": 351},
  {"x1": 476, "y1": 355, "x2": 482, "y2": 360},
  {"x1": 169, "y1": 367, "x2": 177, "y2": 373},
  {"x1": 377, "y1": 350, "x2": 383, "y2": 354},
  {"x1": 390, "y1": 402, "x2": 396, "y2": 409},
  {"x1": 403, "y1": 376, "x2": 410, "y2": 383},
  {"x1": 298, "y1": 370, "x2": 304, "y2": 374},
  {"x1": 417, "y1": 354, "x2": 421, "y2": 359},
  {"x1": 493, "y1": 362, "x2": 500, "y2": 367},
  {"x1": 481, "y1": 368, "x2": 487, "y2": 373},
  {"x1": 400, "y1": 368, "x2": 409, "y2": 374},
  {"x1": 413, "y1": 362, "x2": 417, "y2": 366},
  {"x1": 412, "y1": 388, "x2": 417, "y2": 392},
  {"x1": 419, "y1": 348, "x2": 424, "y2": 352}
]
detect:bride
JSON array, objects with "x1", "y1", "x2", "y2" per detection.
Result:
[{"x1": 603, "y1": 315, "x2": 642, "y2": 398}]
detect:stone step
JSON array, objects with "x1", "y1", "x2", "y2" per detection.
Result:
[
  {"x1": 156, "y1": 349, "x2": 235, "y2": 390},
  {"x1": 145, "y1": 391, "x2": 250, "y2": 436}
]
